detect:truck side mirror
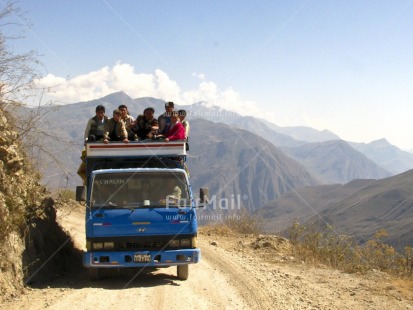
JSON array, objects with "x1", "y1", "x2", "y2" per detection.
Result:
[
  {"x1": 76, "y1": 186, "x2": 86, "y2": 202},
  {"x1": 199, "y1": 187, "x2": 209, "y2": 203}
]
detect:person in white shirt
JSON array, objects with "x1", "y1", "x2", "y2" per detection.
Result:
[{"x1": 118, "y1": 104, "x2": 136, "y2": 141}]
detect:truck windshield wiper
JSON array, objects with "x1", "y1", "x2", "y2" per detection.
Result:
[
  {"x1": 91, "y1": 201, "x2": 119, "y2": 208},
  {"x1": 132, "y1": 202, "x2": 180, "y2": 208},
  {"x1": 156, "y1": 203, "x2": 192, "y2": 208},
  {"x1": 92, "y1": 201, "x2": 136, "y2": 211}
]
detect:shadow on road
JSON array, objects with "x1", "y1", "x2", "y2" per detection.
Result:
[{"x1": 28, "y1": 258, "x2": 183, "y2": 290}]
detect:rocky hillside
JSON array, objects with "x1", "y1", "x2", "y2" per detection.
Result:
[
  {"x1": 187, "y1": 118, "x2": 321, "y2": 211},
  {"x1": 350, "y1": 138, "x2": 413, "y2": 174},
  {"x1": 281, "y1": 140, "x2": 392, "y2": 184},
  {"x1": 0, "y1": 108, "x2": 76, "y2": 303},
  {"x1": 261, "y1": 170, "x2": 413, "y2": 249}
]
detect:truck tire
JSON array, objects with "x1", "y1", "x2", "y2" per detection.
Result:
[
  {"x1": 89, "y1": 268, "x2": 101, "y2": 281},
  {"x1": 177, "y1": 264, "x2": 189, "y2": 280}
]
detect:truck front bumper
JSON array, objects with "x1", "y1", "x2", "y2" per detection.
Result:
[{"x1": 83, "y1": 248, "x2": 200, "y2": 268}]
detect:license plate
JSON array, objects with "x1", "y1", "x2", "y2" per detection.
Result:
[{"x1": 134, "y1": 254, "x2": 151, "y2": 263}]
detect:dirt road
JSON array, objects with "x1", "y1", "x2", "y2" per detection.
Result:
[{"x1": 1, "y1": 204, "x2": 412, "y2": 310}]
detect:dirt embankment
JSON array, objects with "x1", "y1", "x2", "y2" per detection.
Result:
[
  {"x1": 0, "y1": 109, "x2": 75, "y2": 302},
  {"x1": 1, "y1": 203, "x2": 413, "y2": 310}
]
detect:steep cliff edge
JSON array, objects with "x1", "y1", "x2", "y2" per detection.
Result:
[{"x1": 0, "y1": 109, "x2": 76, "y2": 302}]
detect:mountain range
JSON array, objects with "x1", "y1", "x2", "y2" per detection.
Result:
[
  {"x1": 260, "y1": 169, "x2": 413, "y2": 249},
  {"x1": 25, "y1": 91, "x2": 413, "y2": 187},
  {"x1": 349, "y1": 139, "x2": 413, "y2": 174},
  {"x1": 187, "y1": 118, "x2": 320, "y2": 211},
  {"x1": 281, "y1": 140, "x2": 392, "y2": 184},
  {"x1": 18, "y1": 91, "x2": 413, "y2": 247}
]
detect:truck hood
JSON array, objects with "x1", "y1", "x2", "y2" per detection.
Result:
[{"x1": 88, "y1": 207, "x2": 197, "y2": 237}]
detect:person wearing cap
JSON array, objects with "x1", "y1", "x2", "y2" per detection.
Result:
[
  {"x1": 103, "y1": 109, "x2": 129, "y2": 144},
  {"x1": 158, "y1": 101, "x2": 174, "y2": 134},
  {"x1": 118, "y1": 104, "x2": 136, "y2": 141},
  {"x1": 132, "y1": 107, "x2": 159, "y2": 140},
  {"x1": 84, "y1": 105, "x2": 108, "y2": 142}
]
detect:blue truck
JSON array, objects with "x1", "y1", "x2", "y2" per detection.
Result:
[{"x1": 76, "y1": 141, "x2": 208, "y2": 280}]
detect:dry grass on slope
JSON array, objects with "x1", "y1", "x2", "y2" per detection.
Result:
[{"x1": 199, "y1": 211, "x2": 413, "y2": 302}]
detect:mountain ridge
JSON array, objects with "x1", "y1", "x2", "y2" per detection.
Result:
[
  {"x1": 261, "y1": 169, "x2": 413, "y2": 249},
  {"x1": 22, "y1": 92, "x2": 413, "y2": 189},
  {"x1": 281, "y1": 140, "x2": 392, "y2": 184},
  {"x1": 15, "y1": 92, "x2": 413, "y2": 248}
]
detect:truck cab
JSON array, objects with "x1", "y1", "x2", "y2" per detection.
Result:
[{"x1": 76, "y1": 141, "x2": 208, "y2": 280}]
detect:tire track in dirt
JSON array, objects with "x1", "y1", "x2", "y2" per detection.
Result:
[{"x1": 200, "y1": 241, "x2": 274, "y2": 309}]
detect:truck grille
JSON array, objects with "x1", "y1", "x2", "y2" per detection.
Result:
[
  {"x1": 120, "y1": 241, "x2": 166, "y2": 250},
  {"x1": 88, "y1": 235, "x2": 194, "y2": 251}
]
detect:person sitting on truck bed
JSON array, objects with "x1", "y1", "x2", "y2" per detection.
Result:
[
  {"x1": 118, "y1": 104, "x2": 136, "y2": 141},
  {"x1": 103, "y1": 109, "x2": 129, "y2": 144},
  {"x1": 178, "y1": 109, "x2": 190, "y2": 150},
  {"x1": 164, "y1": 111, "x2": 186, "y2": 142},
  {"x1": 132, "y1": 107, "x2": 159, "y2": 140},
  {"x1": 84, "y1": 105, "x2": 108, "y2": 142},
  {"x1": 158, "y1": 101, "x2": 174, "y2": 134}
]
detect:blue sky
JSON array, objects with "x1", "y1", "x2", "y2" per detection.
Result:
[{"x1": 5, "y1": 0, "x2": 413, "y2": 150}]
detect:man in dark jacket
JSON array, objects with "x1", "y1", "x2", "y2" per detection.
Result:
[{"x1": 133, "y1": 107, "x2": 159, "y2": 140}]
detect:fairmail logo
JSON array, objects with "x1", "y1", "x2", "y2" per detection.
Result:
[{"x1": 166, "y1": 194, "x2": 245, "y2": 210}]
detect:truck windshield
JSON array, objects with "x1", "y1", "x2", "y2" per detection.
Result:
[{"x1": 90, "y1": 171, "x2": 190, "y2": 208}]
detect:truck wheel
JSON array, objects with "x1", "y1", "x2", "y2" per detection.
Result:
[
  {"x1": 89, "y1": 268, "x2": 101, "y2": 281},
  {"x1": 177, "y1": 264, "x2": 189, "y2": 280}
]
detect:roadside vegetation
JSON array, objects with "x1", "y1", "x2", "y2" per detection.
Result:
[
  {"x1": 199, "y1": 208, "x2": 263, "y2": 236},
  {"x1": 0, "y1": 0, "x2": 43, "y2": 246},
  {"x1": 288, "y1": 221, "x2": 413, "y2": 277},
  {"x1": 203, "y1": 210, "x2": 413, "y2": 284},
  {"x1": 0, "y1": 2, "x2": 77, "y2": 301},
  {"x1": 57, "y1": 189, "x2": 76, "y2": 201}
]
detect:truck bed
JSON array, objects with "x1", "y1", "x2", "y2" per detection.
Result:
[{"x1": 86, "y1": 141, "x2": 186, "y2": 158}]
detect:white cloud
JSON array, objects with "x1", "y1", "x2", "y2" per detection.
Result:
[
  {"x1": 30, "y1": 63, "x2": 413, "y2": 150},
  {"x1": 33, "y1": 62, "x2": 261, "y2": 117},
  {"x1": 152, "y1": 69, "x2": 181, "y2": 101},
  {"x1": 192, "y1": 72, "x2": 206, "y2": 80}
]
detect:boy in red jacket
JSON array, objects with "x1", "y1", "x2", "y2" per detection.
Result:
[{"x1": 164, "y1": 111, "x2": 186, "y2": 142}]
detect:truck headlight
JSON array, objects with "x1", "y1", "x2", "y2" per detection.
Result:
[
  {"x1": 169, "y1": 239, "x2": 180, "y2": 247},
  {"x1": 180, "y1": 239, "x2": 191, "y2": 247},
  {"x1": 104, "y1": 242, "x2": 114, "y2": 249},
  {"x1": 93, "y1": 242, "x2": 103, "y2": 250}
]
